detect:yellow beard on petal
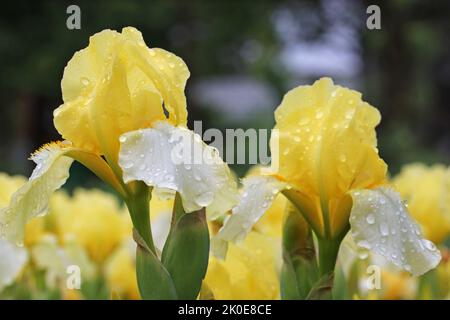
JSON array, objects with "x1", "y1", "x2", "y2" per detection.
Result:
[{"x1": 271, "y1": 78, "x2": 387, "y2": 238}]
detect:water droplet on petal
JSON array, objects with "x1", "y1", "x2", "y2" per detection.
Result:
[
  {"x1": 358, "y1": 251, "x2": 369, "y2": 260},
  {"x1": 81, "y1": 77, "x2": 90, "y2": 86},
  {"x1": 380, "y1": 223, "x2": 389, "y2": 236},
  {"x1": 366, "y1": 214, "x2": 375, "y2": 225},
  {"x1": 357, "y1": 240, "x2": 371, "y2": 249},
  {"x1": 123, "y1": 162, "x2": 134, "y2": 169},
  {"x1": 196, "y1": 191, "x2": 214, "y2": 207},
  {"x1": 422, "y1": 239, "x2": 436, "y2": 251}
]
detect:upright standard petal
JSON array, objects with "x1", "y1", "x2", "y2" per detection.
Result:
[
  {"x1": 349, "y1": 187, "x2": 441, "y2": 276},
  {"x1": 54, "y1": 27, "x2": 189, "y2": 163},
  {"x1": 119, "y1": 121, "x2": 238, "y2": 217},
  {"x1": 0, "y1": 142, "x2": 73, "y2": 245},
  {"x1": 271, "y1": 77, "x2": 387, "y2": 237}
]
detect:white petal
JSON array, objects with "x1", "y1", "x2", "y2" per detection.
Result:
[
  {"x1": 0, "y1": 143, "x2": 73, "y2": 245},
  {"x1": 350, "y1": 187, "x2": 441, "y2": 276},
  {"x1": 0, "y1": 239, "x2": 28, "y2": 291},
  {"x1": 119, "y1": 121, "x2": 238, "y2": 215},
  {"x1": 214, "y1": 175, "x2": 287, "y2": 248}
]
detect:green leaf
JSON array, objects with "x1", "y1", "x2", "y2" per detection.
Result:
[
  {"x1": 306, "y1": 272, "x2": 334, "y2": 300},
  {"x1": 135, "y1": 245, "x2": 178, "y2": 300},
  {"x1": 280, "y1": 201, "x2": 319, "y2": 300},
  {"x1": 161, "y1": 194, "x2": 210, "y2": 299}
]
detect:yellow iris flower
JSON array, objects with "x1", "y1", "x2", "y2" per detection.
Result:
[
  {"x1": 216, "y1": 78, "x2": 441, "y2": 277},
  {"x1": 0, "y1": 27, "x2": 237, "y2": 250},
  {"x1": 53, "y1": 27, "x2": 188, "y2": 170},
  {"x1": 272, "y1": 77, "x2": 387, "y2": 238},
  {"x1": 393, "y1": 163, "x2": 450, "y2": 244},
  {"x1": 49, "y1": 189, "x2": 131, "y2": 263}
]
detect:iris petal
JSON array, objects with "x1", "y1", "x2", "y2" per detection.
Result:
[{"x1": 350, "y1": 187, "x2": 441, "y2": 276}]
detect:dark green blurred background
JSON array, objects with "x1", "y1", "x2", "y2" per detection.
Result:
[{"x1": 0, "y1": 0, "x2": 449, "y2": 189}]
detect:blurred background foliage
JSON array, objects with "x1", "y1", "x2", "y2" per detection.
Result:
[{"x1": 0, "y1": 0, "x2": 449, "y2": 188}]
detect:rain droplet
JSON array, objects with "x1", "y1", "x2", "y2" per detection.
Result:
[
  {"x1": 81, "y1": 77, "x2": 90, "y2": 86},
  {"x1": 358, "y1": 251, "x2": 369, "y2": 260},
  {"x1": 380, "y1": 223, "x2": 389, "y2": 236},
  {"x1": 123, "y1": 162, "x2": 134, "y2": 169},
  {"x1": 366, "y1": 214, "x2": 375, "y2": 225},
  {"x1": 422, "y1": 239, "x2": 436, "y2": 251},
  {"x1": 357, "y1": 240, "x2": 371, "y2": 249},
  {"x1": 298, "y1": 118, "x2": 310, "y2": 126},
  {"x1": 196, "y1": 191, "x2": 214, "y2": 207}
]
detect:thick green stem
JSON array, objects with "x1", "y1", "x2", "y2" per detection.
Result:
[
  {"x1": 317, "y1": 237, "x2": 341, "y2": 277},
  {"x1": 126, "y1": 182, "x2": 156, "y2": 254}
]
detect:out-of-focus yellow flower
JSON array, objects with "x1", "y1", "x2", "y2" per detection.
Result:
[
  {"x1": 393, "y1": 163, "x2": 450, "y2": 244},
  {"x1": 378, "y1": 270, "x2": 416, "y2": 300},
  {"x1": 105, "y1": 243, "x2": 140, "y2": 300},
  {"x1": 0, "y1": 173, "x2": 26, "y2": 208},
  {"x1": 50, "y1": 189, "x2": 130, "y2": 263},
  {"x1": 205, "y1": 232, "x2": 280, "y2": 300},
  {"x1": 54, "y1": 27, "x2": 189, "y2": 161},
  {"x1": 436, "y1": 250, "x2": 450, "y2": 298},
  {"x1": 62, "y1": 289, "x2": 82, "y2": 300},
  {"x1": 0, "y1": 173, "x2": 46, "y2": 247}
]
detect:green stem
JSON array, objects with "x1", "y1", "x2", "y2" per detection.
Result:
[
  {"x1": 317, "y1": 237, "x2": 341, "y2": 277},
  {"x1": 126, "y1": 182, "x2": 156, "y2": 254}
]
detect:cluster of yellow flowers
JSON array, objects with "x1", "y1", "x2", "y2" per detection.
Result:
[
  {"x1": 0, "y1": 173, "x2": 281, "y2": 299},
  {"x1": 0, "y1": 27, "x2": 448, "y2": 300}
]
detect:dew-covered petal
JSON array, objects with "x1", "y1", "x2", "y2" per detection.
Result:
[
  {"x1": 119, "y1": 121, "x2": 238, "y2": 216},
  {"x1": 0, "y1": 239, "x2": 28, "y2": 291},
  {"x1": 0, "y1": 142, "x2": 73, "y2": 244},
  {"x1": 55, "y1": 27, "x2": 189, "y2": 159},
  {"x1": 214, "y1": 175, "x2": 287, "y2": 251},
  {"x1": 272, "y1": 77, "x2": 387, "y2": 236},
  {"x1": 350, "y1": 187, "x2": 441, "y2": 276}
]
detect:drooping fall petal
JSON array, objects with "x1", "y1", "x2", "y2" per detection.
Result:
[
  {"x1": 349, "y1": 187, "x2": 441, "y2": 276},
  {"x1": 0, "y1": 142, "x2": 118, "y2": 245},
  {"x1": 0, "y1": 239, "x2": 27, "y2": 291},
  {"x1": 214, "y1": 175, "x2": 287, "y2": 247},
  {"x1": 0, "y1": 143, "x2": 73, "y2": 245},
  {"x1": 118, "y1": 121, "x2": 238, "y2": 217}
]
